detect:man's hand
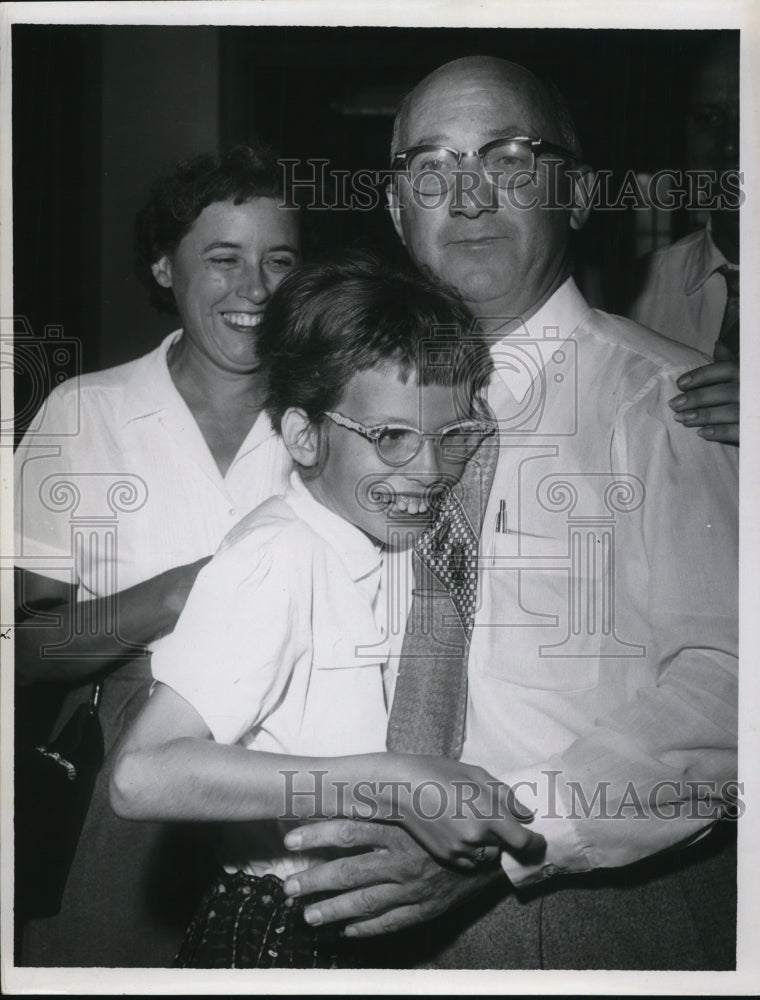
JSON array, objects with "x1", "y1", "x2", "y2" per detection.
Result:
[
  {"x1": 281, "y1": 819, "x2": 509, "y2": 937},
  {"x1": 669, "y1": 343, "x2": 739, "y2": 445}
]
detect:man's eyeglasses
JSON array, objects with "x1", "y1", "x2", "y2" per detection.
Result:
[
  {"x1": 323, "y1": 411, "x2": 495, "y2": 467},
  {"x1": 391, "y1": 136, "x2": 576, "y2": 195}
]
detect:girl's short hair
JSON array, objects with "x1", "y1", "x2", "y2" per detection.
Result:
[
  {"x1": 258, "y1": 252, "x2": 494, "y2": 432},
  {"x1": 135, "y1": 140, "x2": 289, "y2": 314}
]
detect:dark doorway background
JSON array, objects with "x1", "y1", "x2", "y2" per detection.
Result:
[
  {"x1": 217, "y1": 26, "x2": 697, "y2": 267},
  {"x1": 12, "y1": 24, "x2": 738, "y2": 441}
]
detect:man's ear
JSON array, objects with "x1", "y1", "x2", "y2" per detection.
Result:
[
  {"x1": 386, "y1": 181, "x2": 407, "y2": 246},
  {"x1": 569, "y1": 165, "x2": 594, "y2": 232},
  {"x1": 151, "y1": 256, "x2": 173, "y2": 288},
  {"x1": 281, "y1": 408, "x2": 322, "y2": 468}
]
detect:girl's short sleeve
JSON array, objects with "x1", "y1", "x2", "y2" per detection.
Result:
[{"x1": 150, "y1": 526, "x2": 310, "y2": 745}]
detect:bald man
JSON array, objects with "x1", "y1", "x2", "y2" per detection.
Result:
[{"x1": 281, "y1": 57, "x2": 738, "y2": 970}]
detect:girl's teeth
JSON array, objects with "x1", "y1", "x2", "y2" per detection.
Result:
[
  {"x1": 370, "y1": 487, "x2": 431, "y2": 515},
  {"x1": 391, "y1": 495, "x2": 429, "y2": 515}
]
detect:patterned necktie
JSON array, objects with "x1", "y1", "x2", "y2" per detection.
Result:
[
  {"x1": 387, "y1": 439, "x2": 498, "y2": 758},
  {"x1": 716, "y1": 264, "x2": 740, "y2": 358}
]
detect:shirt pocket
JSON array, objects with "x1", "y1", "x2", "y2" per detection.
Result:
[
  {"x1": 312, "y1": 633, "x2": 390, "y2": 670},
  {"x1": 307, "y1": 598, "x2": 388, "y2": 755},
  {"x1": 311, "y1": 592, "x2": 389, "y2": 671},
  {"x1": 474, "y1": 531, "x2": 602, "y2": 692}
]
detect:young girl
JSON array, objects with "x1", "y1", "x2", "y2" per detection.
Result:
[{"x1": 110, "y1": 254, "x2": 544, "y2": 968}]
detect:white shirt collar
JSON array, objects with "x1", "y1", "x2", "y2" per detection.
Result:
[
  {"x1": 684, "y1": 220, "x2": 736, "y2": 296},
  {"x1": 489, "y1": 277, "x2": 591, "y2": 403},
  {"x1": 119, "y1": 330, "x2": 183, "y2": 426},
  {"x1": 118, "y1": 329, "x2": 279, "y2": 467},
  {"x1": 285, "y1": 470, "x2": 383, "y2": 583}
]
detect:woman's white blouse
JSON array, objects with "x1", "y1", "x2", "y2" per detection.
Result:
[{"x1": 13, "y1": 330, "x2": 293, "y2": 598}]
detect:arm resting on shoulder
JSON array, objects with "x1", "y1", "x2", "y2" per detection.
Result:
[{"x1": 15, "y1": 559, "x2": 210, "y2": 685}]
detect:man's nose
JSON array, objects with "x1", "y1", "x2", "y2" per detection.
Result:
[
  {"x1": 449, "y1": 156, "x2": 499, "y2": 219},
  {"x1": 237, "y1": 262, "x2": 269, "y2": 303}
]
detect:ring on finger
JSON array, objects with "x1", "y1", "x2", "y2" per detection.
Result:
[{"x1": 471, "y1": 846, "x2": 493, "y2": 867}]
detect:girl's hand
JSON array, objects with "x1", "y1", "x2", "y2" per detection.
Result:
[{"x1": 388, "y1": 754, "x2": 544, "y2": 871}]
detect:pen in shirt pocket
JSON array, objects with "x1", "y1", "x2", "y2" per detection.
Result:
[
  {"x1": 495, "y1": 498, "x2": 508, "y2": 534},
  {"x1": 493, "y1": 499, "x2": 551, "y2": 550},
  {"x1": 489, "y1": 498, "x2": 508, "y2": 565}
]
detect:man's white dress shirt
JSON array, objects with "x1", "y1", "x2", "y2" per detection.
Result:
[{"x1": 462, "y1": 278, "x2": 737, "y2": 886}]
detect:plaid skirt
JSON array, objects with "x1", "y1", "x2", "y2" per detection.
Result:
[{"x1": 173, "y1": 869, "x2": 362, "y2": 969}]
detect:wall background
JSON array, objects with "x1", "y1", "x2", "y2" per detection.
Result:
[{"x1": 99, "y1": 27, "x2": 219, "y2": 367}]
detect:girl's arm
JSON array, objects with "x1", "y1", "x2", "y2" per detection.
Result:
[
  {"x1": 110, "y1": 682, "x2": 388, "y2": 822},
  {"x1": 110, "y1": 683, "x2": 544, "y2": 869}
]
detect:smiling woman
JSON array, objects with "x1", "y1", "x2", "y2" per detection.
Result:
[
  {"x1": 15, "y1": 142, "x2": 302, "y2": 967},
  {"x1": 152, "y1": 200, "x2": 300, "y2": 379},
  {"x1": 135, "y1": 146, "x2": 302, "y2": 477},
  {"x1": 151, "y1": 198, "x2": 300, "y2": 476}
]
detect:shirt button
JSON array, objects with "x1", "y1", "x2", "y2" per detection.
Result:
[
  {"x1": 228, "y1": 507, "x2": 236, "y2": 516},
  {"x1": 543, "y1": 864, "x2": 559, "y2": 876}
]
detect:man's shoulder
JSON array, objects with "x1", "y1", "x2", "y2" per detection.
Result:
[
  {"x1": 642, "y1": 228, "x2": 707, "y2": 270},
  {"x1": 582, "y1": 308, "x2": 710, "y2": 375},
  {"x1": 628, "y1": 229, "x2": 707, "y2": 307}
]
